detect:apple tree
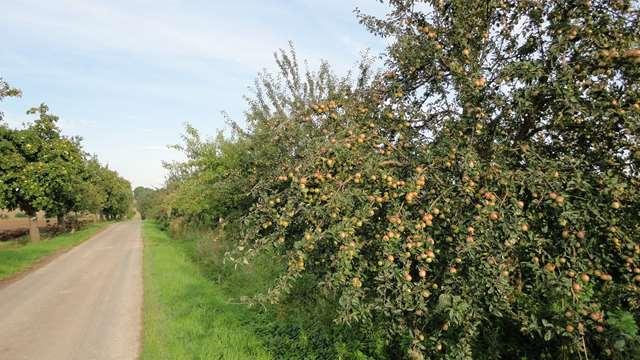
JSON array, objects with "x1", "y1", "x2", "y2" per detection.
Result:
[{"x1": 231, "y1": 1, "x2": 640, "y2": 358}]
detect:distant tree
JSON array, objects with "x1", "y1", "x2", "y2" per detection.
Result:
[
  {"x1": 0, "y1": 104, "x2": 63, "y2": 240},
  {"x1": 1, "y1": 78, "x2": 134, "y2": 236},
  {"x1": 0, "y1": 77, "x2": 22, "y2": 123},
  {"x1": 0, "y1": 77, "x2": 22, "y2": 216},
  {"x1": 75, "y1": 157, "x2": 108, "y2": 222},
  {"x1": 0, "y1": 104, "x2": 95, "y2": 239},
  {"x1": 100, "y1": 167, "x2": 133, "y2": 220},
  {"x1": 161, "y1": 126, "x2": 258, "y2": 226},
  {"x1": 133, "y1": 186, "x2": 157, "y2": 220}
]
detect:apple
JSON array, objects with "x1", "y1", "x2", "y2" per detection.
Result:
[{"x1": 566, "y1": 324, "x2": 575, "y2": 333}]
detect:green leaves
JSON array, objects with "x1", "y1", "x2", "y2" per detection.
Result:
[
  {"x1": 143, "y1": 1, "x2": 639, "y2": 358},
  {"x1": 0, "y1": 78, "x2": 22, "y2": 123},
  {"x1": 609, "y1": 310, "x2": 638, "y2": 336},
  {"x1": 0, "y1": 101, "x2": 132, "y2": 221}
]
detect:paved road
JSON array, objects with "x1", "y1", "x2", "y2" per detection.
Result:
[{"x1": 0, "y1": 221, "x2": 143, "y2": 360}]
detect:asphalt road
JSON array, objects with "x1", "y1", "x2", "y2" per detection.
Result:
[{"x1": 0, "y1": 221, "x2": 142, "y2": 360}]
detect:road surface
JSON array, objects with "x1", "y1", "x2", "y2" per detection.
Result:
[{"x1": 0, "y1": 221, "x2": 142, "y2": 360}]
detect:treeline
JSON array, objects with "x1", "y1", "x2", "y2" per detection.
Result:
[
  {"x1": 139, "y1": 1, "x2": 639, "y2": 358},
  {"x1": 1, "y1": 78, "x2": 133, "y2": 241}
]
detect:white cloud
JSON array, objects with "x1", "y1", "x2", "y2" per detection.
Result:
[
  {"x1": 1, "y1": 0, "x2": 388, "y2": 188},
  {"x1": 3, "y1": 0, "x2": 282, "y2": 69}
]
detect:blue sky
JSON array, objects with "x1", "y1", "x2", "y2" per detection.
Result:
[{"x1": 1, "y1": 0, "x2": 387, "y2": 188}]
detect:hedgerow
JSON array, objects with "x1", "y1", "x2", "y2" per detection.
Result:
[{"x1": 146, "y1": 1, "x2": 640, "y2": 358}]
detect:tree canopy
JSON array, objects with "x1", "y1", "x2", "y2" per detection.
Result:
[
  {"x1": 144, "y1": 1, "x2": 640, "y2": 357},
  {"x1": 0, "y1": 89, "x2": 133, "y2": 230}
]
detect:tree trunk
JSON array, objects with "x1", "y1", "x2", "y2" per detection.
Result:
[
  {"x1": 57, "y1": 214, "x2": 64, "y2": 230},
  {"x1": 28, "y1": 216, "x2": 41, "y2": 242}
]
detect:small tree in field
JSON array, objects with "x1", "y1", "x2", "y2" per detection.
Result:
[
  {"x1": 1, "y1": 79, "x2": 133, "y2": 234},
  {"x1": 0, "y1": 104, "x2": 88, "y2": 240},
  {"x1": 134, "y1": 186, "x2": 156, "y2": 220},
  {"x1": 27, "y1": 106, "x2": 88, "y2": 228}
]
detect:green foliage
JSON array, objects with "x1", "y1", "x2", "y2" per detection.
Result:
[
  {"x1": 141, "y1": 221, "x2": 271, "y2": 360},
  {"x1": 0, "y1": 99, "x2": 132, "y2": 222},
  {"x1": 134, "y1": 186, "x2": 157, "y2": 219},
  {"x1": 162, "y1": 126, "x2": 256, "y2": 225},
  {"x1": 147, "y1": 2, "x2": 640, "y2": 358},
  {"x1": 0, "y1": 103, "x2": 83, "y2": 216},
  {"x1": 606, "y1": 310, "x2": 640, "y2": 358},
  {"x1": 78, "y1": 157, "x2": 109, "y2": 214},
  {"x1": 143, "y1": 221, "x2": 392, "y2": 360},
  {"x1": 99, "y1": 167, "x2": 133, "y2": 220},
  {"x1": 0, "y1": 77, "x2": 22, "y2": 122},
  {"x1": 134, "y1": 186, "x2": 173, "y2": 223}
]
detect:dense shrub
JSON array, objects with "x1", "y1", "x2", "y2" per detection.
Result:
[
  {"x1": 156, "y1": 47, "x2": 360, "y2": 228},
  {"x1": 149, "y1": 1, "x2": 639, "y2": 358},
  {"x1": 173, "y1": 223, "x2": 392, "y2": 360}
]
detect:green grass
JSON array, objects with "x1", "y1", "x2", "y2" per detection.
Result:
[
  {"x1": 142, "y1": 221, "x2": 391, "y2": 360},
  {"x1": 142, "y1": 221, "x2": 271, "y2": 360},
  {"x1": 0, "y1": 222, "x2": 110, "y2": 280}
]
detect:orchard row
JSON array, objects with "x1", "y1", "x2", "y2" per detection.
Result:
[
  {"x1": 144, "y1": 1, "x2": 639, "y2": 359},
  {"x1": 1, "y1": 79, "x2": 133, "y2": 241}
]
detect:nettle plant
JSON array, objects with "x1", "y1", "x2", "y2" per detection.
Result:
[{"x1": 234, "y1": 1, "x2": 640, "y2": 359}]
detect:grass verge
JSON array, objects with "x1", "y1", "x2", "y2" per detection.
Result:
[
  {"x1": 0, "y1": 222, "x2": 111, "y2": 280},
  {"x1": 142, "y1": 221, "x2": 271, "y2": 360},
  {"x1": 142, "y1": 221, "x2": 390, "y2": 359}
]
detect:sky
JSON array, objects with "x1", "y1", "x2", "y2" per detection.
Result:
[{"x1": 0, "y1": 0, "x2": 388, "y2": 188}]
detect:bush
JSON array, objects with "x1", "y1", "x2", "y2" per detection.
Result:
[
  {"x1": 150, "y1": 1, "x2": 640, "y2": 358},
  {"x1": 172, "y1": 222, "x2": 392, "y2": 359}
]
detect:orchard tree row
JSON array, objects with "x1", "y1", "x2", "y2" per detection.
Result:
[
  {"x1": 1, "y1": 78, "x2": 133, "y2": 241},
  {"x1": 143, "y1": 0, "x2": 639, "y2": 358}
]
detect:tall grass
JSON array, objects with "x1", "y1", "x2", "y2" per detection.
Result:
[
  {"x1": 142, "y1": 221, "x2": 390, "y2": 359},
  {"x1": 142, "y1": 221, "x2": 271, "y2": 360}
]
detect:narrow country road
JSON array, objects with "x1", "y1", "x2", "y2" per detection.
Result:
[{"x1": 0, "y1": 221, "x2": 143, "y2": 360}]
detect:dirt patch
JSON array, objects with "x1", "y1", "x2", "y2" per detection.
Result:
[
  {"x1": 0, "y1": 218, "x2": 56, "y2": 231},
  {"x1": 0, "y1": 212, "x2": 58, "y2": 241},
  {"x1": 0, "y1": 215, "x2": 97, "y2": 241},
  {"x1": 0, "y1": 226, "x2": 57, "y2": 241}
]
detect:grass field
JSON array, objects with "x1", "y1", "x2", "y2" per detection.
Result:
[
  {"x1": 0, "y1": 222, "x2": 110, "y2": 280},
  {"x1": 141, "y1": 221, "x2": 272, "y2": 360}
]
